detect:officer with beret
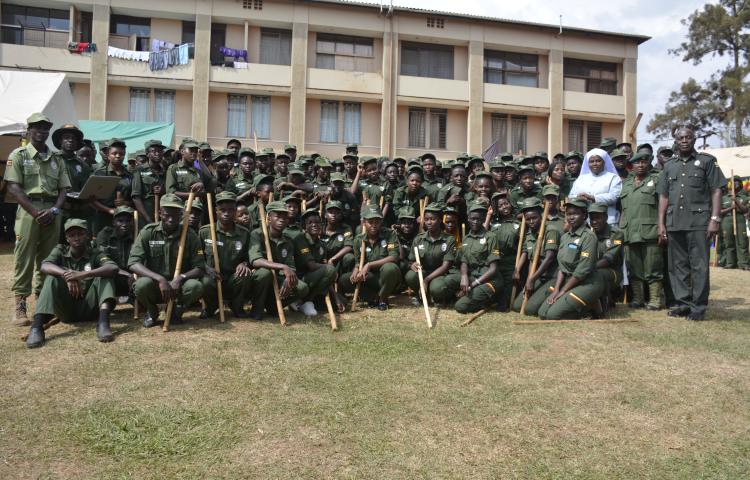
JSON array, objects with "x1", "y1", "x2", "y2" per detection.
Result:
[
  {"x1": 6, "y1": 113, "x2": 72, "y2": 326},
  {"x1": 128, "y1": 193, "x2": 206, "y2": 327},
  {"x1": 537, "y1": 199, "x2": 603, "y2": 320},
  {"x1": 620, "y1": 151, "x2": 664, "y2": 309},
  {"x1": 657, "y1": 127, "x2": 726, "y2": 320},
  {"x1": 26, "y1": 218, "x2": 118, "y2": 348},
  {"x1": 95, "y1": 206, "x2": 137, "y2": 298},
  {"x1": 131, "y1": 139, "x2": 167, "y2": 226}
]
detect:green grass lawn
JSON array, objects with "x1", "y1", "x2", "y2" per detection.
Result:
[{"x1": 1, "y1": 245, "x2": 748, "y2": 479}]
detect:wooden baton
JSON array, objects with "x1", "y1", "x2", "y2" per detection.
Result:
[
  {"x1": 258, "y1": 202, "x2": 286, "y2": 326},
  {"x1": 163, "y1": 191, "x2": 195, "y2": 332},
  {"x1": 413, "y1": 246, "x2": 433, "y2": 328},
  {"x1": 731, "y1": 169, "x2": 737, "y2": 236},
  {"x1": 510, "y1": 215, "x2": 526, "y2": 303},
  {"x1": 206, "y1": 193, "x2": 226, "y2": 323},
  {"x1": 520, "y1": 201, "x2": 549, "y2": 315},
  {"x1": 133, "y1": 210, "x2": 140, "y2": 320}
]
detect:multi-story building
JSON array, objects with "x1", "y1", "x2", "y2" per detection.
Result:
[{"x1": 0, "y1": 0, "x2": 648, "y2": 159}]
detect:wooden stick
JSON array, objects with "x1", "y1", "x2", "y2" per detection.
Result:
[
  {"x1": 325, "y1": 292, "x2": 338, "y2": 331},
  {"x1": 154, "y1": 194, "x2": 160, "y2": 222},
  {"x1": 351, "y1": 224, "x2": 367, "y2": 312},
  {"x1": 133, "y1": 211, "x2": 140, "y2": 320},
  {"x1": 206, "y1": 193, "x2": 225, "y2": 323},
  {"x1": 460, "y1": 309, "x2": 486, "y2": 327},
  {"x1": 731, "y1": 169, "x2": 737, "y2": 236},
  {"x1": 510, "y1": 215, "x2": 527, "y2": 303},
  {"x1": 513, "y1": 318, "x2": 639, "y2": 325},
  {"x1": 20, "y1": 317, "x2": 60, "y2": 341},
  {"x1": 163, "y1": 192, "x2": 195, "y2": 332},
  {"x1": 302, "y1": 199, "x2": 307, "y2": 211},
  {"x1": 521, "y1": 201, "x2": 549, "y2": 315},
  {"x1": 419, "y1": 197, "x2": 426, "y2": 232},
  {"x1": 413, "y1": 246, "x2": 433, "y2": 328},
  {"x1": 258, "y1": 202, "x2": 286, "y2": 326}
]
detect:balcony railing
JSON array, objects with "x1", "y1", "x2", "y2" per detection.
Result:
[{"x1": 1, "y1": 25, "x2": 69, "y2": 49}]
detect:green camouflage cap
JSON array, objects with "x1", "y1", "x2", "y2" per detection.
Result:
[
  {"x1": 160, "y1": 193, "x2": 184, "y2": 209},
  {"x1": 502, "y1": 161, "x2": 518, "y2": 171},
  {"x1": 212, "y1": 150, "x2": 229, "y2": 162},
  {"x1": 330, "y1": 172, "x2": 347, "y2": 183},
  {"x1": 276, "y1": 152, "x2": 291, "y2": 161},
  {"x1": 261, "y1": 147, "x2": 275, "y2": 156},
  {"x1": 144, "y1": 139, "x2": 165, "y2": 150},
  {"x1": 135, "y1": 149, "x2": 146, "y2": 157},
  {"x1": 127, "y1": 153, "x2": 137, "y2": 162},
  {"x1": 456, "y1": 152, "x2": 470, "y2": 162},
  {"x1": 287, "y1": 163, "x2": 304, "y2": 175},
  {"x1": 533, "y1": 151, "x2": 548, "y2": 159},
  {"x1": 342, "y1": 153, "x2": 358, "y2": 161},
  {"x1": 637, "y1": 143, "x2": 654, "y2": 152},
  {"x1": 266, "y1": 201, "x2": 288, "y2": 214},
  {"x1": 599, "y1": 137, "x2": 617, "y2": 149},
  {"x1": 315, "y1": 157, "x2": 333, "y2": 168},
  {"x1": 473, "y1": 171, "x2": 492, "y2": 181},
  {"x1": 182, "y1": 140, "x2": 199, "y2": 149},
  {"x1": 588, "y1": 202, "x2": 608, "y2": 214},
  {"x1": 301, "y1": 208, "x2": 321, "y2": 220},
  {"x1": 298, "y1": 155, "x2": 314, "y2": 165},
  {"x1": 444, "y1": 206, "x2": 459, "y2": 215},
  {"x1": 346, "y1": 143, "x2": 359, "y2": 150},
  {"x1": 424, "y1": 202, "x2": 445, "y2": 213},
  {"x1": 565, "y1": 198, "x2": 589, "y2": 210},
  {"x1": 407, "y1": 158, "x2": 422, "y2": 167},
  {"x1": 541, "y1": 184, "x2": 560, "y2": 197},
  {"x1": 442, "y1": 159, "x2": 454, "y2": 170},
  {"x1": 331, "y1": 157, "x2": 344, "y2": 165},
  {"x1": 617, "y1": 142, "x2": 632, "y2": 149},
  {"x1": 108, "y1": 138, "x2": 126, "y2": 149},
  {"x1": 519, "y1": 156, "x2": 536, "y2": 166},
  {"x1": 238, "y1": 147, "x2": 255, "y2": 158},
  {"x1": 610, "y1": 148, "x2": 627, "y2": 159},
  {"x1": 392, "y1": 156, "x2": 407, "y2": 164},
  {"x1": 113, "y1": 206, "x2": 135, "y2": 217},
  {"x1": 517, "y1": 165, "x2": 535, "y2": 176},
  {"x1": 467, "y1": 156, "x2": 485, "y2": 166},
  {"x1": 359, "y1": 155, "x2": 378, "y2": 166},
  {"x1": 407, "y1": 164, "x2": 424, "y2": 176},
  {"x1": 397, "y1": 206, "x2": 416, "y2": 220},
  {"x1": 657, "y1": 146, "x2": 673, "y2": 155},
  {"x1": 565, "y1": 151, "x2": 583, "y2": 160},
  {"x1": 26, "y1": 112, "x2": 52, "y2": 126},
  {"x1": 361, "y1": 204, "x2": 383, "y2": 219},
  {"x1": 629, "y1": 151, "x2": 653, "y2": 164},
  {"x1": 421, "y1": 152, "x2": 437, "y2": 161},
  {"x1": 199, "y1": 142, "x2": 212, "y2": 151},
  {"x1": 520, "y1": 197, "x2": 543, "y2": 211},
  {"x1": 326, "y1": 200, "x2": 343, "y2": 210},
  {"x1": 99, "y1": 140, "x2": 109, "y2": 150},
  {"x1": 310, "y1": 153, "x2": 321, "y2": 160},
  {"x1": 467, "y1": 201, "x2": 488, "y2": 213},
  {"x1": 491, "y1": 191, "x2": 508, "y2": 200},
  {"x1": 252, "y1": 174, "x2": 274, "y2": 188},
  {"x1": 63, "y1": 218, "x2": 88, "y2": 232},
  {"x1": 215, "y1": 191, "x2": 237, "y2": 203},
  {"x1": 191, "y1": 198, "x2": 204, "y2": 211},
  {"x1": 284, "y1": 143, "x2": 297, "y2": 151},
  {"x1": 282, "y1": 194, "x2": 302, "y2": 205},
  {"x1": 499, "y1": 152, "x2": 514, "y2": 161}
]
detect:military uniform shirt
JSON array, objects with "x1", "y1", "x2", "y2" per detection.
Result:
[
  {"x1": 509, "y1": 185, "x2": 542, "y2": 211},
  {"x1": 491, "y1": 219, "x2": 521, "y2": 266},
  {"x1": 226, "y1": 173, "x2": 255, "y2": 197},
  {"x1": 458, "y1": 228, "x2": 501, "y2": 277},
  {"x1": 44, "y1": 244, "x2": 117, "y2": 290},
  {"x1": 92, "y1": 163, "x2": 132, "y2": 208},
  {"x1": 248, "y1": 228, "x2": 297, "y2": 270},
  {"x1": 5, "y1": 143, "x2": 71, "y2": 196},
  {"x1": 408, "y1": 232, "x2": 456, "y2": 272},
  {"x1": 321, "y1": 225, "x2": 354, "y2": 259},
  {"x1": 131, "y1": 165, "x2": 166, "y2": 202},
  {"x1": 294, "y1": 233, "x2": 328, "y2": 275},
  {"x1": 595, "y1": 224, "x2": 624, "y2": 267},
  {"x1": 60, "y1": 154, "x2": 92, "y2": 192},
  {"x1": 436, "y1": 184, "x2": 470, "y2": 205},
  {"x1": 656, "y1": 150, "x2": 726, "y2": 231},
  {"x1": 557, "y1": 224, "x2": 598, "y2": 279},
  {"x1": 127, "y1": 222, "x2": 205, "y2": 278},
  {"x1": 391, "y1": 185, "x2": 430, "y2": 212},
  {"x1": 95, "y1": 226, "x2": 134, "y2": 270},
  {"x1": 620, "y1": 172, "x2": 660, "y2": 243},
  {"x1": 352, "y1": 229, "x2": 400, "y2": 264},
  {"x1": 198, "y1": 223, "x2": 251, "y2": 276},
  {"x1": 166, "y1": 160, "x2": 208, "y2": 194}
]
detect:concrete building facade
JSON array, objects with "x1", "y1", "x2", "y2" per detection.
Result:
[{"x1": 0, "y1": 0, "x2": 648, "y2": 159}]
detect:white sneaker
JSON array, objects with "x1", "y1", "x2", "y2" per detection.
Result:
[
  {"x1": 290, "y1": 301, "x2": 302, "y2": 312},
  {"x1": 300, "y1": 301, "x2": 318, "y2": 316}
]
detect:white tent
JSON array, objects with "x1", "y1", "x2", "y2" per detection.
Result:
[
  {"x1": 702, "y1": 145, "x2": 750, "y2": 177},
  {"x1": 0, "y1": 70, "x2": 78, "y2": 140}
]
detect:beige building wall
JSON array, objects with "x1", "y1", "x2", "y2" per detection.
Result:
[
  {"x1": 72, "y1": 83, "x2": 91, "y2": 121},
  {"x1": 174, "y1": 90, "x2": 194, "y2": 139},
  {"x1": 225, "y1": 24, "x2": 245, "y2": 51},
  {"x1": 151, "y1": 18, "x2": 182, "y2": 45},
  {"x1": 602, "y1": 122, "x2": 623, "y2": 142},
  {"x1": 106, "y1": 85, "x2": 130, "y2": 121},
  {"x1": 247, "y1": 26, "x2": 261, "y2": 63},
  {"x1": 527, "y1": 116, "x2": 549, "y2": 154}
]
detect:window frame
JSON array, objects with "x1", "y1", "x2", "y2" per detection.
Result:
[
  {"x1": 315, "y1": 33, "x2": 374, "y2": 71},
  {"x1": 259, "y1": 27, "x2": 292, "y2": 66},
  {"x1": 401, "y1": 41, "x2": 454, "y2": 80},
  {"x1": 563, "y1": 59, "x2": 618, "y2": 95},
  {"x1": 408, "y1": 107, "x2": 447, "y2": 150},
  {"x1": 483, "y1": 50, "x2": 539, "y2": 87}
]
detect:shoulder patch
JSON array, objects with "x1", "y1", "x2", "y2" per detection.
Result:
[
  {"x1": 581, "y1": 251, "x2": 590, "y2": 258},
  {"x1": 546, "y1": 239, "x2": 556, "y2": 244},
  {"x1": 613, "y1": 239, "x2": 622, "y2": 245}
]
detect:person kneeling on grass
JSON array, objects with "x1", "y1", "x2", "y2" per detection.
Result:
[
  {"x1": 589, "y1": 202, "x2": 624, "y2": 310},
  {"x1": 450, "y1": 201, "x2": 503, "y2": 314},
  {"x1": 295, "y1": 209, "x2": 338, "y2": 312},
  {"x1": 128, "y1": 193, "x2": 206, "y2": 328},
  {"x1": 405, "y1": 202, "x2": 459, "y2": 306},
  {"x1": 26, "y1": 219, "x2": 119, "y2": 348},
  {"x1": 340, "y1": 204, "x2": 401, "y2": 310},
  {"x1": 537, "y1": 198, "x2": 603, "y2": 320},
  {"x1": 248, "y1": 201, "x2": 311, "y2": 318}
]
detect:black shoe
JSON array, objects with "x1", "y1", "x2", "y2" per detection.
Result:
[
  {"x1": 367, "y1": 299, "x2": 378, "y2": 308},
  {"x1": 142, "y1": 311, "x2": 159, "y2": 328},
  {"x1": 170, "y1": 306, "x2": 184, "y2": 325},
  {"x1": 231, "y1": 306, "x2": 248, "y2": 318},
  {"x1": 687, "y1": 311, "x2": 705, "y2": 321},
  {"x1": 199, "y1": 308, "x2": 216, "y2": 319},
  {"x1": 26, "y1": 326, "x2": 45, "y2": 349},
  {"x1": 96, "y1": 319, "x2": 114, "y2": 343},
  {"x1": 668, "y1": 306, "x2": 691, "y2": 317},
  {"x1": 249, "y1": 309, "x2": 263, "y2": 321},
  {"x1": 377, "y1": 301, "x2": 389, "y2": 311}
]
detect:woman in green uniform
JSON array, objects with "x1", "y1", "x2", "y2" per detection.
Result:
[
  {"x1": 589, "y1": 202, "x2": 624, "y2": 309},
  {"x1": 489, "y1": 194, "x2": 520, "y2": 311},
  {"x1": 91, "y1": 138, "x2": 133, "y2": 234}
]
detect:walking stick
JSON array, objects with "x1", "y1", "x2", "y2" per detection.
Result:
[
  {"x1": 731, "y1": 169, "x2": 737, "y2": 236},
  {"x1": 133, "y1": 211, "x2": 140, "y2": 320},
  {"x1": 413, "y1": 246, "x2": 433, "y2": 328},
  {"x1": 460, "y1": 309, "x2": 486, "y2": 327},
  {"x1": 510, "y1": 215, "x2": 527, "y2": 303},
  {"x1": 163, "y1": 192, "x2": 195, "y2": 332},
  {"x1": 258, "y1": 202, "x2": 286, "y2": 325},
  {"x1": 351, "y1": 224, "x2": 367, "y2": 312},
  {"x1": 419, "y1": 197, "x2": 426, "y2": 232},
  {"x1": 206, "y1": 193, "x2": 225, "y2": 323},
  {"x1": 325, "y1": 291, "x2": 338, "y2": 331},
  {"x1": 521, "y1": 201, "x2": 549, "y2": 315},
  {"x1": 154, "y1": 194, "x2": 160, "y2": 222}
]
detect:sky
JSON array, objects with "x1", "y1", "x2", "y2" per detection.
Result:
[{"x1": 351, "y1": 0, "x2": 729, "y2": 149}]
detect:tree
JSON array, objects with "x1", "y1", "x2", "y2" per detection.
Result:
[{"x1": 649, "y1": 0, "x2": 750, "y2": 146}]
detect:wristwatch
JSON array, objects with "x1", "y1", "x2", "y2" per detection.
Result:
[
  {"x1": 179, "y1": 273, "x2": 188, "y2": 282},
  {"x1": 710, "y1": 215, "x2": 721, "y2": 223},
  {"x1": 50, "y1": 207, "x2": 60, "y2": 216}
]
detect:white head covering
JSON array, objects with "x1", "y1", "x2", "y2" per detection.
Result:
[{"x1": 581, "y1": 148, "x2": 618, "y2": 176}]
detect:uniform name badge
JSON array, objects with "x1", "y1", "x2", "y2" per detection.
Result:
[
  {"x1": 694, "y1": 160, "x2": 700, "y2": 166},
  {"x1": 281, "y1": 248, "x2": 288, "y2": 258},
  {"x1": 568, "y1": 243, "x2": 578, "y2": 249}
]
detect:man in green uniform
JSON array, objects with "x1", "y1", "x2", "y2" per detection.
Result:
[
  {"x1": 321, "y1": 200, "x2": 355, "y2": 276},
  {"x1": 199, "y1": 191, "x2": 259, "y2": 318},
  {"x1": 165, "y1": 140, "x2": 212, "y2": 200},
  {"x1": 226, "y1": 149, "x2": 256, "y2": 202},
  {"x1": 719, "y1": 176, "x2": 749, "y2": 269},
  {"x1": 128, "y1": 193, "x2": 206, "y2": 327},
  {"x1": 541, "y1": 184, "x2": 565, "y2": 234},
  {"x1": 131, "y1": 139, "x2": 167, "y2": 226},
  {"x1": 657, "y1": 127, "x2": 725, "y2": 321},
  {"x1": 394, "y1": 206, "x2": 418, "y2": 279},
  {"x1": 95, "y1": 206, "x2": 136, "y2": 298},
  {"x1": 537, "y1": 199, "x2": 602, "y2": 320},
  {"x1": 620, "y1": 151, "x2": 664, "y2": 309},
  {"x1": 420, "y1": 153, "x2": 443, "y2": 197},
  {"x1": 26, "y1": 218, "x2": 118, "y2": 348},
  {"x1": 450, "y1": 202, "x2": 502, "y2": 314},
  {"x1": 6, "y1": 113, "x2": 71, "y2": 326},
  {"x1": 52, "y1": 124, "x2": 93, "y2": 234},
  {"x1": 589, "y1": 202, "x2": 624, "y2": 308},
  {"x1": 325, "y1": 173, "x2": 360, "y2": 231},
  {"x1": 294, "y1": 209, "x2": 338, "y2": 314}
]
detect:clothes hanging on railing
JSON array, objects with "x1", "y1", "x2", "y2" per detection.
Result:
[
  {"x1": 219, "y1": 46, "x2": 248, "y2": 62},
  {"x1": 68, "y1": 42, "x2": 97, "y2": 54},
  {"x1": 150, "y1": 39, "x2": 175, "y2": 52},
  {"x1": 147, "y1": 43, "x2": 193, "y2": 71},
  {"x1": 107, "y1": 46, "x2": 149, "y2": 62}
]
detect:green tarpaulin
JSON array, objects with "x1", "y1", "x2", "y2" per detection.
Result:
[{"x1": 79, "y1": 120, "x2": 174, "y2": 160}]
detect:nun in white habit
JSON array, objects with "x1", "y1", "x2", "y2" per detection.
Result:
[{"x1": 568, "y1": 148, "x2": 622, "y2": 225}]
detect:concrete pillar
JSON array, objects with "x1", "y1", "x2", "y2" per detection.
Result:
[
  {"x1": 467, "y1": 40, "x2": 484, "y2": 154},
  {"x1": 622, "y1": 57, "x2": 637, "y2": 144},
  {"x1": 68, "y1": 5, "x2": 77, "y2": 44},
  {"x1": 191, "y1": 13, "x2": 211, "y2": 141},
  {"x1": 547, "y1": 49, "x2": 564, "y2": 156},
  {"x1": 89, "y1": 3, "x2": 110, "y2": 121},
  {"x1": 289, "y1": 22, "x2": 309, "y2": 148},
  {"x1": 380, "y1": 29, "x2": 397, "y2": 157}
]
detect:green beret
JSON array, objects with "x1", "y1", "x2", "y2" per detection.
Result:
[
  {"x1": 361, "y1": 204, "x2": 383, "y2": 219},
  {"x1": 160, "y1": 193, "x2": 184, "y2": 209},
  {"x1": 565, "y1": 198, "x2": 589, "y2": 210},
  {"x1": 326, "y1": 200, "x2": 343, "y2": 211},
  {"x1": 588, "y1": 202, "x2": 608, "y2": 214},
  {"x1": 629, "y1": 152, "x2": 653, "y2": 164},
  {"x1": 520, "y1": 197, "x2": 543, "y2": 211},
  {"x1": 467, "y1": 201, "x2": 488, "y2": 213},
  {"x1": 27, "y1": 112, "x2": 52, "y2": 126},
  {"x1": 113, "y1": 206, "x2": 135, "y2": 217},
  {"x1": 330, "y1": 172, "x2": 347, "y2": 183},
  {"x1": 215, "y1": 191, "x2": 237, "y2": 203},
  {"x1": 541, "y1": 184, "x2": 560, "y2": 197},
  {"x1": 424, "y1": 202, "x2": 445, "y2": 213},
  {"x1": 64, "y1": 218, "x2": 88, "y2": 232},
  {"x1": 397, "y1": 206, "x2": 416, "y2": 220},
  {"x1": 266, "y1": 201, "x2": 288, "y2": 213}
]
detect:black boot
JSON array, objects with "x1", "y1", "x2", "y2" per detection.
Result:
[
  {"x1": 96, "y1": 309, "x2": 114, "y2": 343},
  {"x1": 26, "y1": 314, "x2": 48, "y2": 349},
  {"x1": 170, "y1": 306, "x2": 185, "y2": 324}
]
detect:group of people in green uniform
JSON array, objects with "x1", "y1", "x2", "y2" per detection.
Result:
[{"x1": 4, "y1": 113, "x2": 733, "y2": 348}]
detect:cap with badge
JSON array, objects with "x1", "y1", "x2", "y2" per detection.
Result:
[
  {"x1": 467, "y1": 201, "x2": 488, "y2": 213},
  {"x1": 588, "y1": 202, "x2": 608, "y2": 214},
  {"x1": 326, "y1": 200, "x2": 343, "y2": 211},
  {"x1": 113, "y1": 206, "x2": 135, "y2": 217},
  {"x1": 27, "y1": 112, "x2": 53, "y2": 127},
  {"x1": 64, "y1": 218, "x2": 89, "y2": 232},
  {"x1": 261, "y1": 147, "x2": 275, "y2": 157},
  {"x1": 266, "y1": 201, "x2": 289, "y2": 213},
  {"x1": 52, "y1": 124, "x2": 83, "y2": 149},
  {"x1": 565, "y1": 198, "x2": 589, "y2": 210},
  {"x1": 397, "y1": 206, "x2": 416, "y2": 220},
  {"x1": 160, "y1": 193, "x2": 184, "y2": 209},
  {"x1": 330, "y1": 172, "x2": 347, "y2": 183},
  {"x1": 315, "y1": 157, "x2": 333, "y2": 168},
  {"x1": 541, "y1": 184, "x2": 560, "y2": 197},
  {"x1": 424, "y1": 202, "x2": 445, "y2": 213},
  {"x1": 361, "y1": 204, "x2": 383, "y2": 219},
  {"x1": 287, "y1": 163, "x2": 304, "y2": 176},
  {"x1": 191, "y1": 198, "x2": 204, "y2": 211},
  {"x1": 215, "y1": 191, "x2": 238, "y2": 203},
  {"x1": 519, "y1": 197, "x2": 543, "y2": 211}
]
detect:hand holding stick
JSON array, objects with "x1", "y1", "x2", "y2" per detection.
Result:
[
  {"x1": 351, "y1": 224, "x2": 367, "y2": 312},
  {"x1": 163, "y1": 192, "x2": 195, "y2": 332},
  {"x1": 731, "y1": 169, "x2": 737, "y2": 236},
  {"x1": 206, "y1": 193, "x2": 225, "y2": 323}
]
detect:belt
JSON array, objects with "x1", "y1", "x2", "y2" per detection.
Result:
[{"x1": 27, "y1": 194, "x2": 57, "y2": 202}]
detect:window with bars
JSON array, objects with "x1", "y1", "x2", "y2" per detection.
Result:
[
  {"x1": 242, "y1": 0, "x2": 263, "y2": 9},
  {"x1": 251, "y1": 96, "x2": 271, "y2": 139},
  {"x1": 343, "y1": 102, "x2": 361, "y2": 144},
  {"x1": 564, "y1": 59, "x2": 617, "y2": 95},
  {"x1": 408, "y1": 107, "x2": 446, "y2": 149},
  {"x1": 316, "y1": 33, "x2": 374, "y2": 71},
  {"x1": 260, "y1": 28, "x2": 291, "y2": 65},
  {"x1": 426, "y1": 17, "x2": 444, "y2": 28},
  {"x1": 129, "y1": 88, "x2": 151, "y2": 122},
  {"x1": 154, "y1": 90, "x2": 175, "y2": 124},
  {"x1": 568, "y1": 120, "x2": 584, "y2": 152},
  {"x1": 401, "y1": 42, "x2": 454, "y2": 79},
  {"x1": 227, "y1": 94, "x2": 247, "y2": 138},
  {"x1": 484, "y1": 50, "x2": 538, "y2": 87},
  {"x1": 586, "y1": 121, "x2": 602, "y2": 151},
  {"x1": 320, "y1": 101, "x2": 339, "y2": 143}
]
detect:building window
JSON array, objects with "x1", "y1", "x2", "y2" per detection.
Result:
[
  {"x1": 227, "y1": 95, "x2": 247, "y2": 138},
  {"x1": 510, "y1": 115, "x2": 527, "y2": 154},
  {"x1": 567, "y1": 120, "x2": 602, "y2": 152},
  {"x1": 316, "y1": 33, "x2": 374, "y2": 71},
  {"x1": 182, "y1": 21, "x2": 195, "y2": 45},
  {"x1": 1, "y1": 4, "x2": 70, "y2": 48},
  {"x1": 564, "y1": 59, "x2": 617, "y2": 95},
  {"x1": 568, "y1": 120, "x2": 584, "y2": 152},
  {"x1": 408, "y1": 107, "x2": 446, "y2": 149},
  {"x1": 251, "y1": 96, "x2": 271, "y2": 139},
  {"x1": 484, "y1": 50, "x2": 538, "y2": 87},
  {"x1": 343, "y1": 102, "x2": 361, "y2": 144},
  {"x1": 260, "y1": 28, "x2": 291, "y2": 65},
  {"x1": 129, "y1": 88, "x2": 151, "y2": 122},
  {"x1": 491, "y1": 114, "x2": 508, "y2": 152},
  {"x1": 154, "y1": 90, "x2": 175, "y2": 124},
  {"x1": 320, "y1": 101, "x2": 339, "y2": 143},
  {"x1": 586, "y1": 121, "x2": 602, "y2": 151},
  {"x1": 110, "y1": 15, "x2": 150, "y2": 51},
  {"x1": 401, "y1": 42, "x2": 453, "y2": 79}
]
